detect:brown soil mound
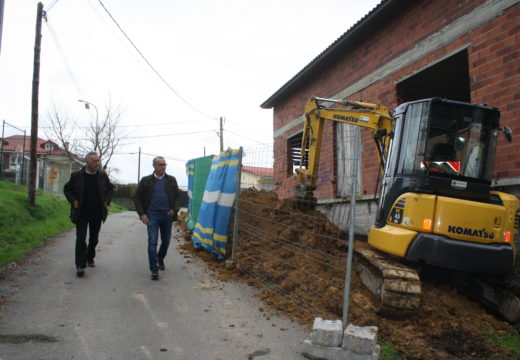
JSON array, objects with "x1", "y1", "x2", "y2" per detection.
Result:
[{"x1": 177, "y1": 189, "x2": 517, "y2": 360}]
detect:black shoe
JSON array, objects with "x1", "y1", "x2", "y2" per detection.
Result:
[
  {"x1": 87, "y1": 260, "x2": 95, "y2": 268},
  {"x1": 77, "y1": 268, "x2": 85, "y2": 277},
  {"x1": 151, "y1": 271, "x2": 159, "y2": 280},
  {"x1": 158, "y1": 259, "x2": 165, "y2": 271}
]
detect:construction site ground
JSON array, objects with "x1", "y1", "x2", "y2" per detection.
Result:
[{"x1": 178, "y1": 189, "x2": 520, "y2": 360}]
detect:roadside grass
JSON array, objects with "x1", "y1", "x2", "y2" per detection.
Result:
[
  {"x1": 378, "y1": 328, "x2": 520, "y2": 360},
  {"x1": 484, "y1": 329, "x2": 520, "y2": 359},
  {"x1": 0, "y1": 181, "x2": 127, "y2": 268},
  {"x1": 380, "y1": 341, "x2": 404, "y2": 360},
  {"x1": 108, "y1": 201, "x2": 127, "y2": 214},
  {"x1": 112, "y1": 197, "x2": 135, "y2": 211}
]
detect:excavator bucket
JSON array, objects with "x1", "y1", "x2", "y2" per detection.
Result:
[
  {"x1": 286, "y1": 183, "x2": 317, "y2": 211},
  {"x1": 286, "y1": 196, "x2": 317, "y2": 211}
]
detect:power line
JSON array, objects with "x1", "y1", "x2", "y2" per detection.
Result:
[
  {"x1": 117, "y1": 152, "x2": 187, "y2": 163},
  {"x1": 38, "y1": 118, "x2": 215, "y2": 130},
  {"x1": 226, "y1": 118, "x2": 272, "y2": 139},
  {"x1": 120, "y1": 129, "x2": 215, "y2": 140},
  {"x1": 44, "y1": 17, "x2": 84, "y2": 98},
  {"x1": 225, "y1": 128, "x2": 272, "y2": 146},
  {"x1": 70, "y1": 129, "x2": 215, "y2": 141},
  {"x1": 118, "y1": 119, "x2": 214, "y2": 128},
  {"x1": 45, "y1": 0, "x2": 60, "y2": 12},
  {"x1": 96, "y1": 0, "x2": 216, "y2": 120}
]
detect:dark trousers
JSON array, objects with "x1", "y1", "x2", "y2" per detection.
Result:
[{"x1": 75, "y1": 215, "x2": 102, "y2": 269}]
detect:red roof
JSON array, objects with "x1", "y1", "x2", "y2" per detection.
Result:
[
  {"x1": 242, "y1": 166, "x2": 273, "y2": 177},
  {"x1": 0, "y1": 135, "x2": 69, "y2": 156}
]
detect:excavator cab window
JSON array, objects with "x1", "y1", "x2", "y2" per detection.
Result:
[
  {"x1": 396, "y1": 99, "x2": 499, "y2": 182},
  {"x1": 396, "y1": 101, "x2": 429, "y2": 175}
]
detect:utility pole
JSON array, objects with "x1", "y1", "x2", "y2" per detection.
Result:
[
  {"x1": 29, "y1": 2, "x2": 43, "y2": 206},
  {"x1": 0, "y1": 0, "x2": 5, "y2": 56},
  {"x1": 137, "y1": 147, "x2": 141, "y2": 183},
  {"x1": 219, "y1": 116, "x2": 224, "y2": 153},
  {"x1": 21, "y1": 130, "x2": 26, "y2": 185},
  {"x1": 0, "y1": 120, "x2": 4, "y2": 180}
]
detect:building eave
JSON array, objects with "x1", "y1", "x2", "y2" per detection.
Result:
[{"x1": 260, "y1": 0, "x2": 415, "y2": 109}]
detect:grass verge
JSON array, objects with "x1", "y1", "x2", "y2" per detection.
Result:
[
  {"x1": 380, "y1": 341, "x2": 404, "y2": 360},
  {"x1": 484, "y1": 329, "x2": 520, "y2": 359},
  {"x1": 0, "y1": 181, "x2": 126, "y2": 268}
]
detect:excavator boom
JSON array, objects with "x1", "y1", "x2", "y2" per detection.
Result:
[{"x1": 296, "y1": 97, "x2": 393, "y2": 189}]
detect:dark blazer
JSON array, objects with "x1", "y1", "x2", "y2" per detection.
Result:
[
  {"x1": 64, "y1": 167, "x2": 115, "y2": 224},
  {"x1": 134, "y1": 173, "x2": 181, "y2": 220}
]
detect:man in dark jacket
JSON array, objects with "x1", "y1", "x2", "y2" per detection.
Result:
[
  {"x1": 64, "y1": 151, "x2": 114, "y2": 277},
  {"x1": 134, "y1": 156, "x2": 181, "y2": 280}
]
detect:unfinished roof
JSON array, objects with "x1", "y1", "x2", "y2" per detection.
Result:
[{"x1": 261, "y1": 0, "x2": 413, "y2": 109}]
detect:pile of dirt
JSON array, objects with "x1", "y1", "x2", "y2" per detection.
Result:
[{"x1": 177, "y1": 189, "x2": 517, "y2": 360}]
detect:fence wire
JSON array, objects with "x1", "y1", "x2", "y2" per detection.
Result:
[
  {"x1": 232, "y1": 143, "x2": 358, "y2": 321},
  {"x1": 0, "y1": 121, "x2": 28, "y2": 185}
]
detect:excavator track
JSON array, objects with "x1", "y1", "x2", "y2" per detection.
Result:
[
  {"x1": 354, "y1": 243, "x2": 421, "y2": 316},
  {"x1": 352, "y1": 242, "x2": 520, "y2": 322},
  {"x1": 419, "y1": 267, "x2": 520, "y2": 324}
]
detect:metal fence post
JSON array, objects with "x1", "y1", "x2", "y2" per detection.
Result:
[
  {"x1": 230, "y1": 147, "x2": 243, "y2": 263},
  {"x1": 342, "y1": 127, "x2": 359, "y2": 328}
]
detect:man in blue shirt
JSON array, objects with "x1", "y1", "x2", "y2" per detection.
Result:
[{"x1": 134, "y1": 156, "x2": 181, "y2": 280}]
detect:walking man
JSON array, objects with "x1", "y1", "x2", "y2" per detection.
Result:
[
  {"x1": 64, "y1": 151, "x2": 114, "y2": 277},
  {"x1": 134, "y1": 156, "x2": 181, "y2": 280}
]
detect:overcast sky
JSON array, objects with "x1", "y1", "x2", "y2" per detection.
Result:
[{"x1": 0, "y1": 0, "x2": 380, "y2": 187}]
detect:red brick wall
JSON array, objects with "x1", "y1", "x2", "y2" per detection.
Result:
[
  {"x1": 470, "y1": 3, "x2": 520, "y2": 179},
  {"x1": 273, "y1": 0, "x2": 519, "y2": 198}
]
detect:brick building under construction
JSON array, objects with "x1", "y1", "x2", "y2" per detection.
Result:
[{"x1": 261, "y1": 0, "x2": 520, "y2": 232}]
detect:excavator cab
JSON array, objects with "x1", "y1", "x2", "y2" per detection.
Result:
[
  {"x1": 378, "y1": 98, "x2": 501, "y2": 216},
  {"x1": 371, "y1": 98, "x2": 518, "y2": 274}
]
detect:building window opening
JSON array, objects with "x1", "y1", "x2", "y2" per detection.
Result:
[
  {"x1": 397, "y1": 49, "x2": 470, "y2": 103},
  {"x1": 287, "y1": 131, "x2": 307, "y2": 175}
]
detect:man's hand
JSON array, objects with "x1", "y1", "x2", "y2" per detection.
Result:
[
  {"x1": 167, "y1": 209, "x2": 177, "y2": 217},
  {"x1": 73, "y1": 200, "x2": 79, "y2": 209},
  {"x1": 140, "y1": 214, "x2": 149, "y2": 225}
]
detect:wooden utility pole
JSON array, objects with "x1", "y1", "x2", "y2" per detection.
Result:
[
  {"x1": 0, "y1": 120, "x2": 5, "y2": 180},
  {"x1": 29, "y1": 2, "x2": 43, "y2": 206},
  {"x1": 137, "y1": 147, "x2": 141, "y2": 183},
  {"x1": 0, "y1": 0, "x2": 5, "y2": 56},
  {"x1": 219, "y1": 116, "x2": 224, "y2": 153}
]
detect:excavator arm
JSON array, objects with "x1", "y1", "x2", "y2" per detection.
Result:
[{"x1": 295, "y1": 97, "x2": 393, "y2": 199}]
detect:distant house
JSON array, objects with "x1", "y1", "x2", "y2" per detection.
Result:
[
  {"x1": 0, "y1": 135, "x2": 83, "y2": 196},
  {"x1": 241, "y1": 166, "x2": 274, "y2": 191}
]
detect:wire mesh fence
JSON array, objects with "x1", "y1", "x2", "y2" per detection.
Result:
[
  {"x1": 0, "y1": 120, "x2": 29, "y2": 185},
  {"x1": 232, "y1": 143, "x2": 358, "y2": 321},
  {"x1": 241, "y1": 144, "x2": 275, "y2": 192}
]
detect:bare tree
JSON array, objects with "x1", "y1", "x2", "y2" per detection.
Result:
[
  {"x1": 45, "y1": 99, "x2": 124, "y2": 175},
  {"x1": 44, "y1": 101, "x2": 80, "y2": 158},
  {"x1": 84, "y1": 99, "x2": 122, "y2": 172}
]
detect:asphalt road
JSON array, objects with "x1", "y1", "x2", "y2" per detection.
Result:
[{"x1": 0, "y1": 212, "x2": 309, "y2": 360}]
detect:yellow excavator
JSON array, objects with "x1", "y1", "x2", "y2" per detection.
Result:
[{"x1": 295, "y1": 96, "x2": 519, "y2": 316}]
